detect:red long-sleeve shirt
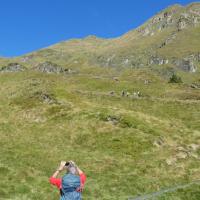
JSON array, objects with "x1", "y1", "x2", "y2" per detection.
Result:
[{"x1": 49, "y1": 173, "x2": 86, "y2": 190}]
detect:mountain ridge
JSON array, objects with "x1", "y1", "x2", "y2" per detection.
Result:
[{"x1": 1, "y1": 2, "x2": 200, "y2": 74}]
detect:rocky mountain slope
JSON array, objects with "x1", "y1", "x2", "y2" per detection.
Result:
[{"x1": 2, "y1": 2, "x2": 197, "y2": 75}]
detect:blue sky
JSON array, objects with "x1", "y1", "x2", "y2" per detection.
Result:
[{"x1": 0, "y1": 0, "x2": 196, "y2": 57}]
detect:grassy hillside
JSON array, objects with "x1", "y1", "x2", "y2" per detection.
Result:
[
  {"x1": 0, "y1": 66, "x2": 200, "y2": 199},
  {"x1": 0, "y1": 2, "x2": 200, "y2": 200}
]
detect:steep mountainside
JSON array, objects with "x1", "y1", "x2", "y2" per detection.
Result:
[{"x1": 7, "y1": 2, "x2": 199, "y2": 75}]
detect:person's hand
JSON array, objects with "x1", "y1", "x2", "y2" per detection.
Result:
[
  {"x1": 69, "y1": 160, "x2": 76, "y2": 166},
  {"x1": 76, "y1": 185, "x2": 83, "y2": 192},
  {"x1": 57, "y1": 161, "x2": 66, "y2": 171}
]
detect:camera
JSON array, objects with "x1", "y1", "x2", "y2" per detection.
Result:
[{"x1": 65, "y1": 162, "x2": 70, "y2": 166}]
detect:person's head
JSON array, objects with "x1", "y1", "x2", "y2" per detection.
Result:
[{"x1": 65, "y1": 161, "x2": 77, "y2": 175}]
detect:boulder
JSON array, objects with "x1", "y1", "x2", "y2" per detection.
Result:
[
  {"x1": 177, "y1": 146, "x2": 187, "y2": 152},
  {"x1": 132, "y1": 91, "x2": 141, "y2": 99},
  {"x1": 188, "y1": 144, "x2": 200, "y2": 151},
  {"x1": 166, "y1": 157, "x2": 177, "y2": 165},
  {"x1": 113, "y1": 77, "x2": 119, "y2": 82},
  {"x1": 109, "y1": 91, "x2": 115, "y2": 96},
  {"x1": 106, "y1": 115, "x2": 119, "y2": 125},
  {"x1": 190, "y1": 83, "x2": 200, "y2": 89},
  {"x1": 189, "y1": 153, "x2": 199, "y2": 159},
  {"x1": 176, "y1": 152, "x2": 188, "y2": 159},
  {"x1": 34, "y1": 91, "x2": 57, "y2": 104},
  {"x1": 153, "y1": 137, "x2": 165, "y2": 148},
  {"x1": 144, "y1": 80, "x2": 150, "y2": 85}
]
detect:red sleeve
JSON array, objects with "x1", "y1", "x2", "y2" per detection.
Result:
[
  {"x1": 80, "y1": 173, "x2": 86, "y2": 187},
  {"x1": 49, "y1": 177, "x2": 62, "y2": 189}
]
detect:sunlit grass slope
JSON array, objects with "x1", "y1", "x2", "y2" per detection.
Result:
[{"x1": 0, "y1": 66, "x2": 199, "y2": 199}]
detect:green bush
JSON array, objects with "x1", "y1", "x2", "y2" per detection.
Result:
[{"x1": 169, "y1": 74, "x2": 182, "y2": 83}]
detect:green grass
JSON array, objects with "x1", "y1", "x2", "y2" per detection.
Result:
[{"x1": 0, "y1": 67, "x2": 199, "y2": 200}]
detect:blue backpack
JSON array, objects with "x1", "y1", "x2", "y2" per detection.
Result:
[{"x1": 60, "y1": 173, "x2": 82, "y2": 200}]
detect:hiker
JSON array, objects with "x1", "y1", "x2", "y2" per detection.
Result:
[{"x1": 49, "y1": 161, "x2": 86, "y2": 200}]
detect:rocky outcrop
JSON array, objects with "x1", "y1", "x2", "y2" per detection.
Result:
[
  {"x1": 191, "y1": 83, "x2": 200, "y2": 89},
  {"x1": 176, "y1": 60, "x2": 196, "y2": 72},
  {"x1": 149, "y1": 56, "x2": 169, "y2": 65},
  {"x1": 177, "y1": 10, "x2": 200, "y2": 31},
  {"x1": 177, "y1": 16, "x2": 188, "y2": 30},
  {"x1": 138, "y1": 7, "x2": 179, "y2": 36},
  {"x1": 137, "y1": 4, "x2": 200, "y2": 37},
  {"x1": 34, "y1": 61, "x2": 72, "y2": 74},
  {"x1": 148, "y1": 53, "x2": 199, "y2": 73},
  {"x1": 34, "y1": 61, "x2": 62, "y2": 73},
  {"x1": 0, "y1": 63, "x2": 26, "y2": 73},
  {"x1": 137, "y1": 6, "x2": 181, "y2": 36},
  {"x1": 37, "y1": 92, "x2": 57, "y2": 104},
  {"x1": 175, "y1": 54, "x2": 199, "y2": 72},
  {"x1": 106, "y1": 115, "x2": 119, "y2": 125}
]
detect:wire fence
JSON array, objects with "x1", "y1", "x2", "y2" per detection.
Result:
[{"x1": 128, "y1": 179, "x2": 200, "y2": 200}]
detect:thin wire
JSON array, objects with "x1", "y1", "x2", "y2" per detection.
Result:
[{"x1": 128, "y1": 179, "x2": 200, "y2": 200}]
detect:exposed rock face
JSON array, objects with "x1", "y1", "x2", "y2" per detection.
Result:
[
  {"x1": 34, "y1": 61, "x2": 62, "y2": 73},
  {"x1": 175, "y1": 57, "x2": 197, "y2": 73},
  {"x1": 177, "y1": 17, "x2": 188, "y2": 30},
  {"x1": 138, "y1": 8, "x2": 178, "y2": 36},
  {"x1": 149, "y1": 56, "x2": 169, "y2": 65},
  {"x1": 137, "y1": 4, "x2": 200, "y2": 37},
  {"x1": 0, "y1": 63, "x2": 26, "y2": 73},
  {"x1": 176, "y1": 9, "x2": 200, "y2": 30},
  {"x1": 97, "y1": 51, "x2": 199, "y2": 73},
  {"x1": 148, "y1": 53, "x2": 199, "y2": 73},
  {"x1": 34, "y1": 61, "x2": 71, "y2": 74}
]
